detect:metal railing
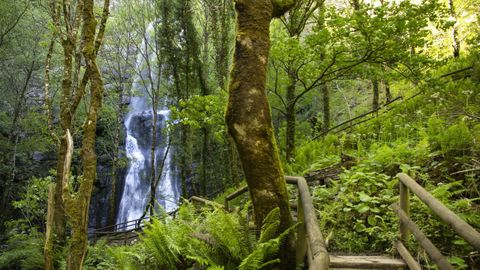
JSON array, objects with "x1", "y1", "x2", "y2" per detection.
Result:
[{"x1": 393, "y1": 173, "x2": 480, "y2": 270}]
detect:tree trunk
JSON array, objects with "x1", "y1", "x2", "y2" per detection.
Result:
[
  {"x1": 108, "y1": 90, "x2": 124, "y2": 227},
  {"x1": 372, "y1": 79, "x2": 379, "y2": 111},
  {"x1": 285, "y1": 69, "x2": 296, "y2": 163},
  {"x1": 1, "y1": 60, "x2": 34, "y2": 213},
  {"x1": 149, "y1": 106, "x2": 158, "y2": 216},
  {"x1": 384, "y1": 79, "x2": 392, "y2": 103},
  {"x1": 180, "y1": 125, "x2": 191, "y2": 196},
  {"x1": 449, "y1": 0, "x2": 460, "y2": 58},
  {"x1": 64, "y1": 0, "x2": 108, "y2": 268},
  {"x1": 321, "y1": 84, "x2": 330, "y2": 133},
  {"x1": 225, "y1": 0, "x2": 295, "y2": 267},
  {"x1": 226, "y1": 134, "x2": 241, "y2": 186},
  {"x1": 45, "y1": 34, "x2": 75, "y2": 268}
]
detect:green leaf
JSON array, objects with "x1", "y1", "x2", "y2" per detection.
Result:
[
  {"x1": 359, "y1": 192, "x2": 372, "y2": 202},
  {"x1": 367, "y1": 216, "x2": 377, "y2": 226},
  {"x1": 357, "y1": 204, "x2": 370, "y2": 213}
]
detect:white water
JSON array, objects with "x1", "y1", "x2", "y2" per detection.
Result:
[{"x1": 116, "y1": 23, "x2": 180, "y2": 227}]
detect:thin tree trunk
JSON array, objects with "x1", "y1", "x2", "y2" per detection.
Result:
[
  {"x1": 225, "y1": 0, "x2": 296, "y2": 267},
  {"x1": 1, "y1": 60, "x2": 35, "y2": 211},
  {"x1": 285, "y1": 69, "x2": 296, "y2": 163},
  {"x1": 321, "y1": 84, "x2": 330, "y2": 133},
  {"x1": 372, "y1": 79, "x2": 379, "y2": 111},
  {"x1": 449, "y1": 0, "x2": 460, "y2": 58},
  {"x1": 149, "y1": 107, "x2": 158, "y2": 216},
  {"x1": 384, "y1": 79, "x2": 392, "y2": 103},
  {"x1": 108, "y1": 90, "x2": 124, "y2": 227},
  {"x1": 64, "y1": 0, "x2": 107, "y2": 267}
]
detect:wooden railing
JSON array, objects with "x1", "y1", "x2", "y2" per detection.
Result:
[
  {"x1": 224, "y1": 176, "x2": 329, "y2": 270},
  {"x1": 393, "y1": 173, "x2": 480, "y2": 270},
  {"x1": 88, "y1": 217, "x2": 148, "y2": 245}
]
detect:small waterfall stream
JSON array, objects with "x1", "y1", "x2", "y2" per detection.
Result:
[{"x1": 116, "y1": 23, "x2": 180, "y2": 227}]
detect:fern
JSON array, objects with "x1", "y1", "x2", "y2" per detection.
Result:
[
  {"x1": 238, "y1": 208, "x2": 297, "y2": 270},
  {"x1": 0, "y1": 230, "x2": 44, "y2": 270},
  {"x1": 141, "y1": 218, "x2": 185, "y2": 270}
]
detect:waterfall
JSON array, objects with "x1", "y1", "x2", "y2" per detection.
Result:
[{"x1": 116, "y1": 23, "x2": 180, "y2": 227}]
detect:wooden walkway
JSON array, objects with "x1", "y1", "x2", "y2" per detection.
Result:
[{"x1": 89, "y1": 174, "x2": 480, "y2": 269}]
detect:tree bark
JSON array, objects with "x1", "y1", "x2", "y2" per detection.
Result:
[
  {"x1": 449, "y1": 0, "x2": 460, "y2": 58},
  {"x1": 384, "y1": 79, "x2": 392, "y2": 103},
  {"x1": 225, "y1": 0, "x2": 296, "y2": 267},
  {"x1": 321, "y1": 84, "x2": 330, "y2": 133},
  {"x1": 372, "y1": 79, "x2": 379, "y2": 111},
  {"x1": 64, "y1": 0, "x2": 107, "y2": 268}
]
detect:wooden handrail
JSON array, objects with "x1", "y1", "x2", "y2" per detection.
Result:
[
  {"x1": 190, "y1": 196, "x2": 224, "y2": 208},
  {"x1": 223, "y1": 176, "x2": 329, "y2": 269},
  {"x1": 393, "y1": 203, "x2": 453, "y2": 270},
  {"x1": 398, "y1": 173, "x2": 480, "y2": 250},
  {"x1": 394, "y1": 173, "x2": 480, "y2": 270},
  {"x1": 286, "y1": 176, "x2": 329, "y2": 270},
  {"x1": 224, "y1": 185, "x2": 248, "y2": 211}
]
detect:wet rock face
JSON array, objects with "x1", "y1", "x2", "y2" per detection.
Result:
[
  {"x1": 128, "y1": 111, "x2": 165, "y2": 152},
  {"x1": 88, "y1": 111, "x2": 166, "y2": 231}
]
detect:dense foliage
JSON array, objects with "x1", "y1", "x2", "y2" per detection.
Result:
[{"x1": 0, "y1": 0, "x2": 479, "y2": 269}]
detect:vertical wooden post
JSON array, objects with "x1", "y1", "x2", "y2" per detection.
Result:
[
  {"x1": 224, "y1": 198, "x2": 229, "y2": 212},
  {"x1": 399, "y1": 181, "x2": 410, "y2": 242},
  {"x1": 296, "y1": 189, "x2": 307, "y2": 266}
]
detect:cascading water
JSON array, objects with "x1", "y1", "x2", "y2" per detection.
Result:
[{"x1": 116, "y1": 23, "x2": 180, "y2": 227}]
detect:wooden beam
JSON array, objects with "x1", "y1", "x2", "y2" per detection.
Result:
[
  {"x1": 395, "y1": 241, "x2": 421, "y2": 270},
  {"x1": 393, "y1": 203, "x2": 454, "y2": 270},
  {"x1": 190, "y1": 196, "x2": 224, "y2": 208},
  {"x1": 398, "y1": 173, "x2": 480, "y2": 251},
  {"x1": 224, "y1": 185, "x2": 248, "y2": 211},
  {"x1": 329, "y1": 255, "x2": 406, "y2": 269},
  {"x1": 286, "y1": 176, "x2": 329, "y2": 270}
]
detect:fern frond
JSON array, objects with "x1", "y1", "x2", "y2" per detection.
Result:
[{"x1": 258, "y1": 208, "x2": 280, "y2": 243}]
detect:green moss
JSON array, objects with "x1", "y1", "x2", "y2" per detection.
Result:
[{"x1": 271, "y1": 0, "x2": 296, "y2": 18}]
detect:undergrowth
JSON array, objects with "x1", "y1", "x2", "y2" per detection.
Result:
[
  {"x1": 84, "y1": 203, "x2": 293, "y2": 270},
  {"x1": 290, "y1": 58, "x2": 480, "y2": 268}
]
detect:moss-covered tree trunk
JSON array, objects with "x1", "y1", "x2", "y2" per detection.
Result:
[
  {"x1": 44, "y1": 0, "x2": 109, "y2": 268},
  {"x1": 45, "y1": 28, "x2": 76, "y2": 270},
  {"x1": 225, "y1": 0, "x2": 296, "y2": 267},
  {"x1": 63, "y1": 0, "x2": 107, "y2": 268}
]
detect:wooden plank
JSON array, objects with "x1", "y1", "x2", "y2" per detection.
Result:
[
  {"x1": 395, "y1": 241, "x2": 421, "y2": 270},
  {"x1": 329, "y1": 255, "x2": 406, "y2": 269},
  {"x1": 393, "y1": 203, "x2": 454, "y2": 270},
  {"x1": 398, "y1": 173, "x2": 480, "y2": 251}
]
